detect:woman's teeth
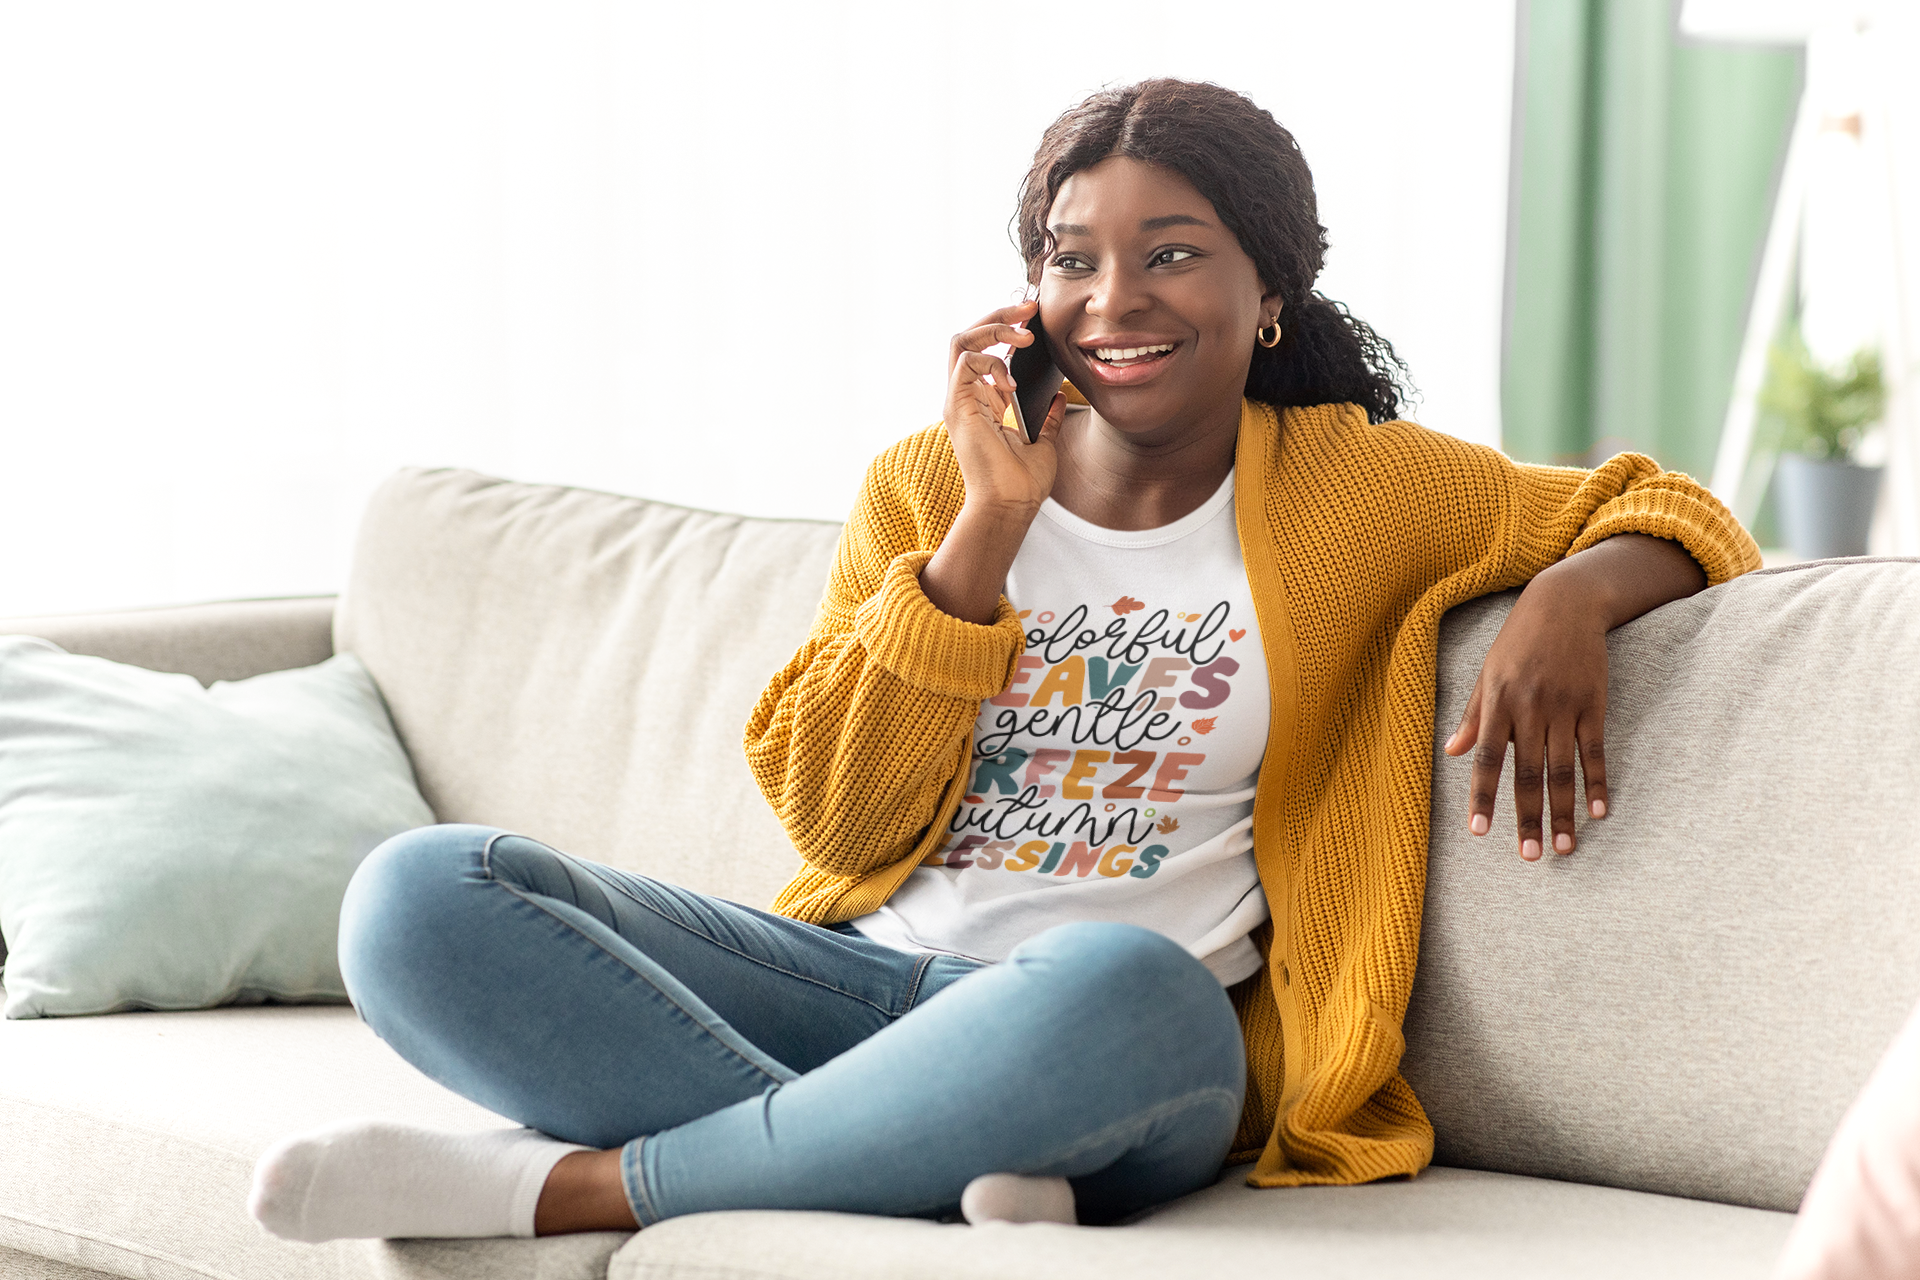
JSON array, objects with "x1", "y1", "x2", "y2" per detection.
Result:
[{"x1": 1094, "y1": 343, "x2": 1175, "y2": 364}]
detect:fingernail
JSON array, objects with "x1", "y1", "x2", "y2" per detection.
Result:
[
  {"x1": 1590, "y1": 799, "x2": 1607, "y2": 818},
  {"x1": 1470, "y1": 814, "x2": 1489, "y2": 836},
  {"x1": 1555, "y1": 833, "x2": 1573, "y2": 853},
  {"x1": 1521, "y1": 839, "x2": 1541, "y2": 861}
]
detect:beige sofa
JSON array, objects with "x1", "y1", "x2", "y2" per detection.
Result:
[{"x1": 4, "y1": 466, "x2": 1918, "y2": 1280}]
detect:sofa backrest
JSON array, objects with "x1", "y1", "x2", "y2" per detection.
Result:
[
  {"x1": 1407, "y1": 561, "x2": 1920, "y2": 1214},
  {"x1": 335, "y1": 468, "x2": 841, "y2": 910},
  {"x1": 0, "y1": 598, "x2": 336, "y2": 687},
  {"x1": 338, "y1": 468, "x2": 1920, "y2": 1215}
]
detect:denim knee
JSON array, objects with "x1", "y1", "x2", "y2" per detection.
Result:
[
  {"x1": 1006, "y1": 922, "x2": 1245, "y2": 1092},
  {"x1": 337, "y1": 823, "x2": 504, "y2": 1013},
  {"x1": 1009, "y1": 920, "x2": 1217, "y2": 1000}
]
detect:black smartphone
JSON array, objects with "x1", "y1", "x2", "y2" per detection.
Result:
[{"x1": 1007, "y1": 311, "x2": 1066, "y2": 444}]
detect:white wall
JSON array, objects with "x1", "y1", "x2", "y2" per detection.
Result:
[{"x1": 0, "y1": 1, "x2": 1516, "y2": 616}]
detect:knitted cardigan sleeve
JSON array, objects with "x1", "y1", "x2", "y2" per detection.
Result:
[
  {"x1": 1274, "y1": 411, "x2": 1757, "y2": 611},
  {"x1": 743, "y1": 430, "x2": 1026, "y2": 886},
  {"x1": 1490, "y1": 448, "x2": 1761, "y2": 588}
]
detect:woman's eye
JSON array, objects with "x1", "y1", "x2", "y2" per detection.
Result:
[
  {"x1": 1151, "y1": 248, "x2": 1197, "y2": 266},
  {"x1": 1051, "y1": 255, "x2": 1090, "y2": 271}
]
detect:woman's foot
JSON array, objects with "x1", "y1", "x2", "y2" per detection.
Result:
[
  {"x1": 248, "y1": 1120, "x2": 590, "y2": 1242},
  {"x1": 960, "y1": 1173, "x2": 1077, "y2": 1225}
]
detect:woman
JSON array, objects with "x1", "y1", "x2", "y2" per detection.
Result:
[{"x1": 250, "y1": 78, "x2": 1758, "y2": 1242}]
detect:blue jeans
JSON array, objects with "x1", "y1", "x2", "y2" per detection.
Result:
[{"x1": 337, "y1": 824, "x2": 1246, "y2": 1226}]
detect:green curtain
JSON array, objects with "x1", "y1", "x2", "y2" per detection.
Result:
[{"x1": 1503, "y1": 0, "x2": 1801, "y2": 480}]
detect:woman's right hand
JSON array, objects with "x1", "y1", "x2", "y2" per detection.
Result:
[
  {"x1": 943, "y1": 299, "x2": 1067, "y2": 517},
  {"x1": 921, "y1": 299, "x2": 1068, "y2": 625}
]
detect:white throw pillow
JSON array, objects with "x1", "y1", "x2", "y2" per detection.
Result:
[{"x1": 0, "y1": 637, "x2": 434, "y2": 1018}]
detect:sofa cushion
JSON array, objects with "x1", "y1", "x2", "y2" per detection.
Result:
[
  {"x1": 0, "y1": 643, "x2": 434, "y2": 1018},
  {"x1": 0, "y1": 1001, "x2": 629, "y2": 1279},
  {"x1": 334, "y1": 469, "x2": 842, "y2": 910},
  {"x1": 1406, "y1": 559, "x2": 1920, "y2": 1213},
  {"x1": 609, "y1": 1166, "x2": 1792, "y2": 1280}
]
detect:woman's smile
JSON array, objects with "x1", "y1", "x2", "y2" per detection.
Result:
[{"x1": 1078, "y1": 335, "x2": 1184, "y2": 386}]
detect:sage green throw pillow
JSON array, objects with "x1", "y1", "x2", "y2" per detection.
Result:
[{"x1": 0, "y1": 637, "x2": 433, "y2": 1018}]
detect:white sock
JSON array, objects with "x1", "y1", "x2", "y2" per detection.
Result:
[
  {"x1": 248, "y1": 1120, "x2": 590, "y2": 1242},
  {"x1": 960, "y1": 1173, "x2": 1077, "y2": 1226}
]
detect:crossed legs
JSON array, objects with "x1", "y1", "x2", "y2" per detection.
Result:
[{"x1": 259, "y1": 824, "x2": 1246, "y2": 1237}]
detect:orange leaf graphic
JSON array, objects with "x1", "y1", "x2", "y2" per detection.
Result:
[
  {"x1": 1192, "y1": 717, "x2": 1217, "y2": 735},
  {"x1": 1156, "y1": 815, "x2": 1181, "y2": 834},
  {"x1": 1111, "y1": 595, "x2": 1146, "y2": 616}
]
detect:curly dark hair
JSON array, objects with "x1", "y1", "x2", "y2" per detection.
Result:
[{"x1": 1015, "y1": 78, "x2": 1412, "y2": 424}]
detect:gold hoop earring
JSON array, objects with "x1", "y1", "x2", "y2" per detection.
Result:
[{"x1": 1257, "y1": 319, "x2": 1282, "y2": 348}]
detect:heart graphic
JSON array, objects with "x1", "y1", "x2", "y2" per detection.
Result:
[{"x1": 1229, "y1": 628, "x2": 1246, "y2": 641}]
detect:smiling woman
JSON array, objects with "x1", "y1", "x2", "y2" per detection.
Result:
[{"x1": 249, "y1": 78, "x2": 1762, "y2": 1245}]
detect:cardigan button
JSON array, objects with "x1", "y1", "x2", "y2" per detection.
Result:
[{"x1": 1279, "y1": 962, "x2": 1291, "y2": 987}]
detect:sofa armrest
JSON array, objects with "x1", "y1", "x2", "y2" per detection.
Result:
[{"x1": 0, "y1": 596, "x2": 336, "y2": 686}]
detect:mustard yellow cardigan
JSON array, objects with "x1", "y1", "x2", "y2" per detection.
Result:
[{"x1": 744, "y1": 399, "x2": 1759, "y2": 1186}]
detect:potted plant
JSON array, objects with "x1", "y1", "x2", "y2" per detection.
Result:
[{"x1": 1762, "y1": 326, "x2": 1886, "y2": 559}]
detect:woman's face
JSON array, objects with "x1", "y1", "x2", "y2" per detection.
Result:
[{"x1": 1038, "y1": 156, "x2": 1279, "y2": 446}]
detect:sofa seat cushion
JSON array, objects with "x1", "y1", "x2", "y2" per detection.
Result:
[
  {"x1": 0, "y1": 1001, "x2": 629, "y2": 1280},
  {"x1": 611, "y1": 1166, "x2": 1793, "y2": 1280}
]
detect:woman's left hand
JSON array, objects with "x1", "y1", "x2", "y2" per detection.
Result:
[
  {"x1": 1444, "y1": 572, "x2": 1611, "y2": 861},
  {"x1": 1443, "y1": 532, "x2": 1708, "y2": 861}
]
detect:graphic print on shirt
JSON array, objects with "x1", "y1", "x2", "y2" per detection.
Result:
[
  {"x1": 847, "y1": 466, "x2": 1270, "y2": 982},
  {"x1": 927, "y1": 594, "x2": 1249, "y2": 882}
]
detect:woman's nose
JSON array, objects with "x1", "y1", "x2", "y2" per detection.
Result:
[{"x1": 1086, "y1": 266, "x2": 1151, "y2": 323}]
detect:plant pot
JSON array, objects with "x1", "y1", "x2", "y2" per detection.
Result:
[{"x1": 1775, "y1": 453, "x2": 1883, "y2": 559}]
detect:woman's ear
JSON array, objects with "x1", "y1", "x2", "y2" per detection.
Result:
[{"x1": 1261, "y1": 290, "x2": 1285, "y2": 325}]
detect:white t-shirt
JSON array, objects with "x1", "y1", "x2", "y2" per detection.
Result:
[{"x1": 850, "y1": 468, "x2": 1271, "y2": 985}]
